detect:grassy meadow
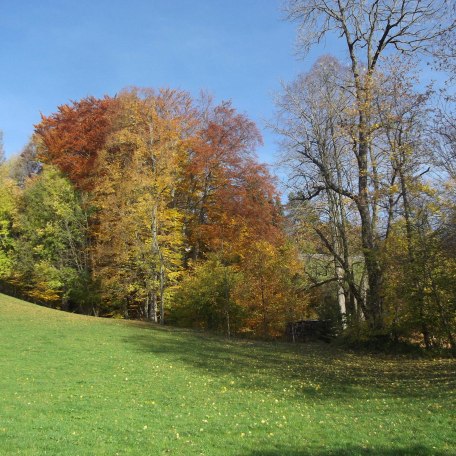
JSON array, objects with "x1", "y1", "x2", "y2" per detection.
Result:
[{"x1": 0, "y1": 293, "x2": 455, "y2": 455}]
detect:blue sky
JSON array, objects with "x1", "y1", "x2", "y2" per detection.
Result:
[{"x1": 0, "y1": 0, "x2": 340, "y2": 165}]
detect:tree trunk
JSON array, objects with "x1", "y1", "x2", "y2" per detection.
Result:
[
  {"x1": 336, "y1": 265, "x2": 347, "y2": 328},
  {"x1": 150, "y1": 291, "x2": 158, "y2": 323},
  {"x1": 357, "y1": 110, "x2": 384, "y2": 331},
  {"x1": 159, "y1": 264, "x2": 165, "y2": 325}
]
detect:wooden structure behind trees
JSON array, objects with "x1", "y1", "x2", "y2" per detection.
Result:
[{"x1": 285, "y1": 320, "x2": 332, "y2": 343}]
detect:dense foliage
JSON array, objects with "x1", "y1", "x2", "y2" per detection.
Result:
[{"x1": 0, "y1": 89, "x2": 305, "y2": 338}]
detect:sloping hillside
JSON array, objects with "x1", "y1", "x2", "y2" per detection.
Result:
[{"x1": 0, "y1": 293, "x2": 455, "y2": 455}]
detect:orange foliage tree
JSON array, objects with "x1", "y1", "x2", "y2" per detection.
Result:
[
  {"x1": 35, "y1": 96, "x2": 117, "y2": 189},
  {"x1": 179, "y1": 100, "x2": 282, "y2": 261}
]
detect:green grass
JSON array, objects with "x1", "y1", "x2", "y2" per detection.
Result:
[{"x1": 0, "y1": 293, "x2": 455, "y2": 455}]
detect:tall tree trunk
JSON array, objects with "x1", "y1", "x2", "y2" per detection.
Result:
[
  {"x1": 151, "y1": 203, "x2": 166, "y2": 325},
  {"x1": 159, "y1": 263, "x2": 165, "y2": 325},
  {"x1": 357, "y1": 99, "x2": 383, "y2": 331}
]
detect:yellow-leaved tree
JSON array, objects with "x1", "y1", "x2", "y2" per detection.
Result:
[{"x1": 92, "y1": 88, "x2": 194, "y2": 322}]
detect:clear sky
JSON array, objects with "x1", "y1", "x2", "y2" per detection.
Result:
[{"x1": 0, "y1": 0, "x2": 339, "y2": 166}]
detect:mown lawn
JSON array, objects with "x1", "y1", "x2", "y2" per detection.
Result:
[{"x1": 0, "y1": 293, "x2": 454, "y2": 455}]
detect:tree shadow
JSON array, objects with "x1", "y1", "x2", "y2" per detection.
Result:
[
  {"x1": 123, "y1": 323, "x2": 456, "y2": 402},
  {"x1": 246, "y1": 444, "x2": 451, "y2": 455}
]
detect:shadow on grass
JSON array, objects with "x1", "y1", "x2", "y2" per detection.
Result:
[
  {"x1": 123, "y1": 323, "x2": 456, "y2": 402},
  {"x1": 246, "y1": 444, "x2": 450, "y2": 455}
]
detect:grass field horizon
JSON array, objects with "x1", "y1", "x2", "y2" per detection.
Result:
[{"x1": 0, "y1": 292, "x2": 455, "y2": 455}]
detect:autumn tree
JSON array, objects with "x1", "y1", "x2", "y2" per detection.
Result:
[
  {"x1": 275, "y1": 57, "x2": 368, "y2": 327},
  {"x1": 171, "y1": 98, "x2": 293, "y2": 336},
  {"x1": 13, "y1": 166, "x2": 93, "y2": 311},
  {"x1": 91, "y1": 88, "x2": 193, "y2": 322},
  {"x1": 0, "y1": 160, "x2": 17, "y2": 282},
  {"x1": 171, "y1": 240, "x2": 305, "y2": 339},
  {"x1": 384, "y1": 195, "x2": 456, "y2": 353},
  {"x1": 235, "y1": 240, "x2": 305, "y2": 338},
  {"x1": 179, "y1": 99, "x2": 282, "y2": 262},
  {"x1": 35, "y1": 96, "x2": 116, "y2": 189},
  {"x1": 171, "y1": 254, "x2": 241, "y2": 335},
  {"x1": 282, "y1": 0, "x2": 455, "y2": 331}
]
